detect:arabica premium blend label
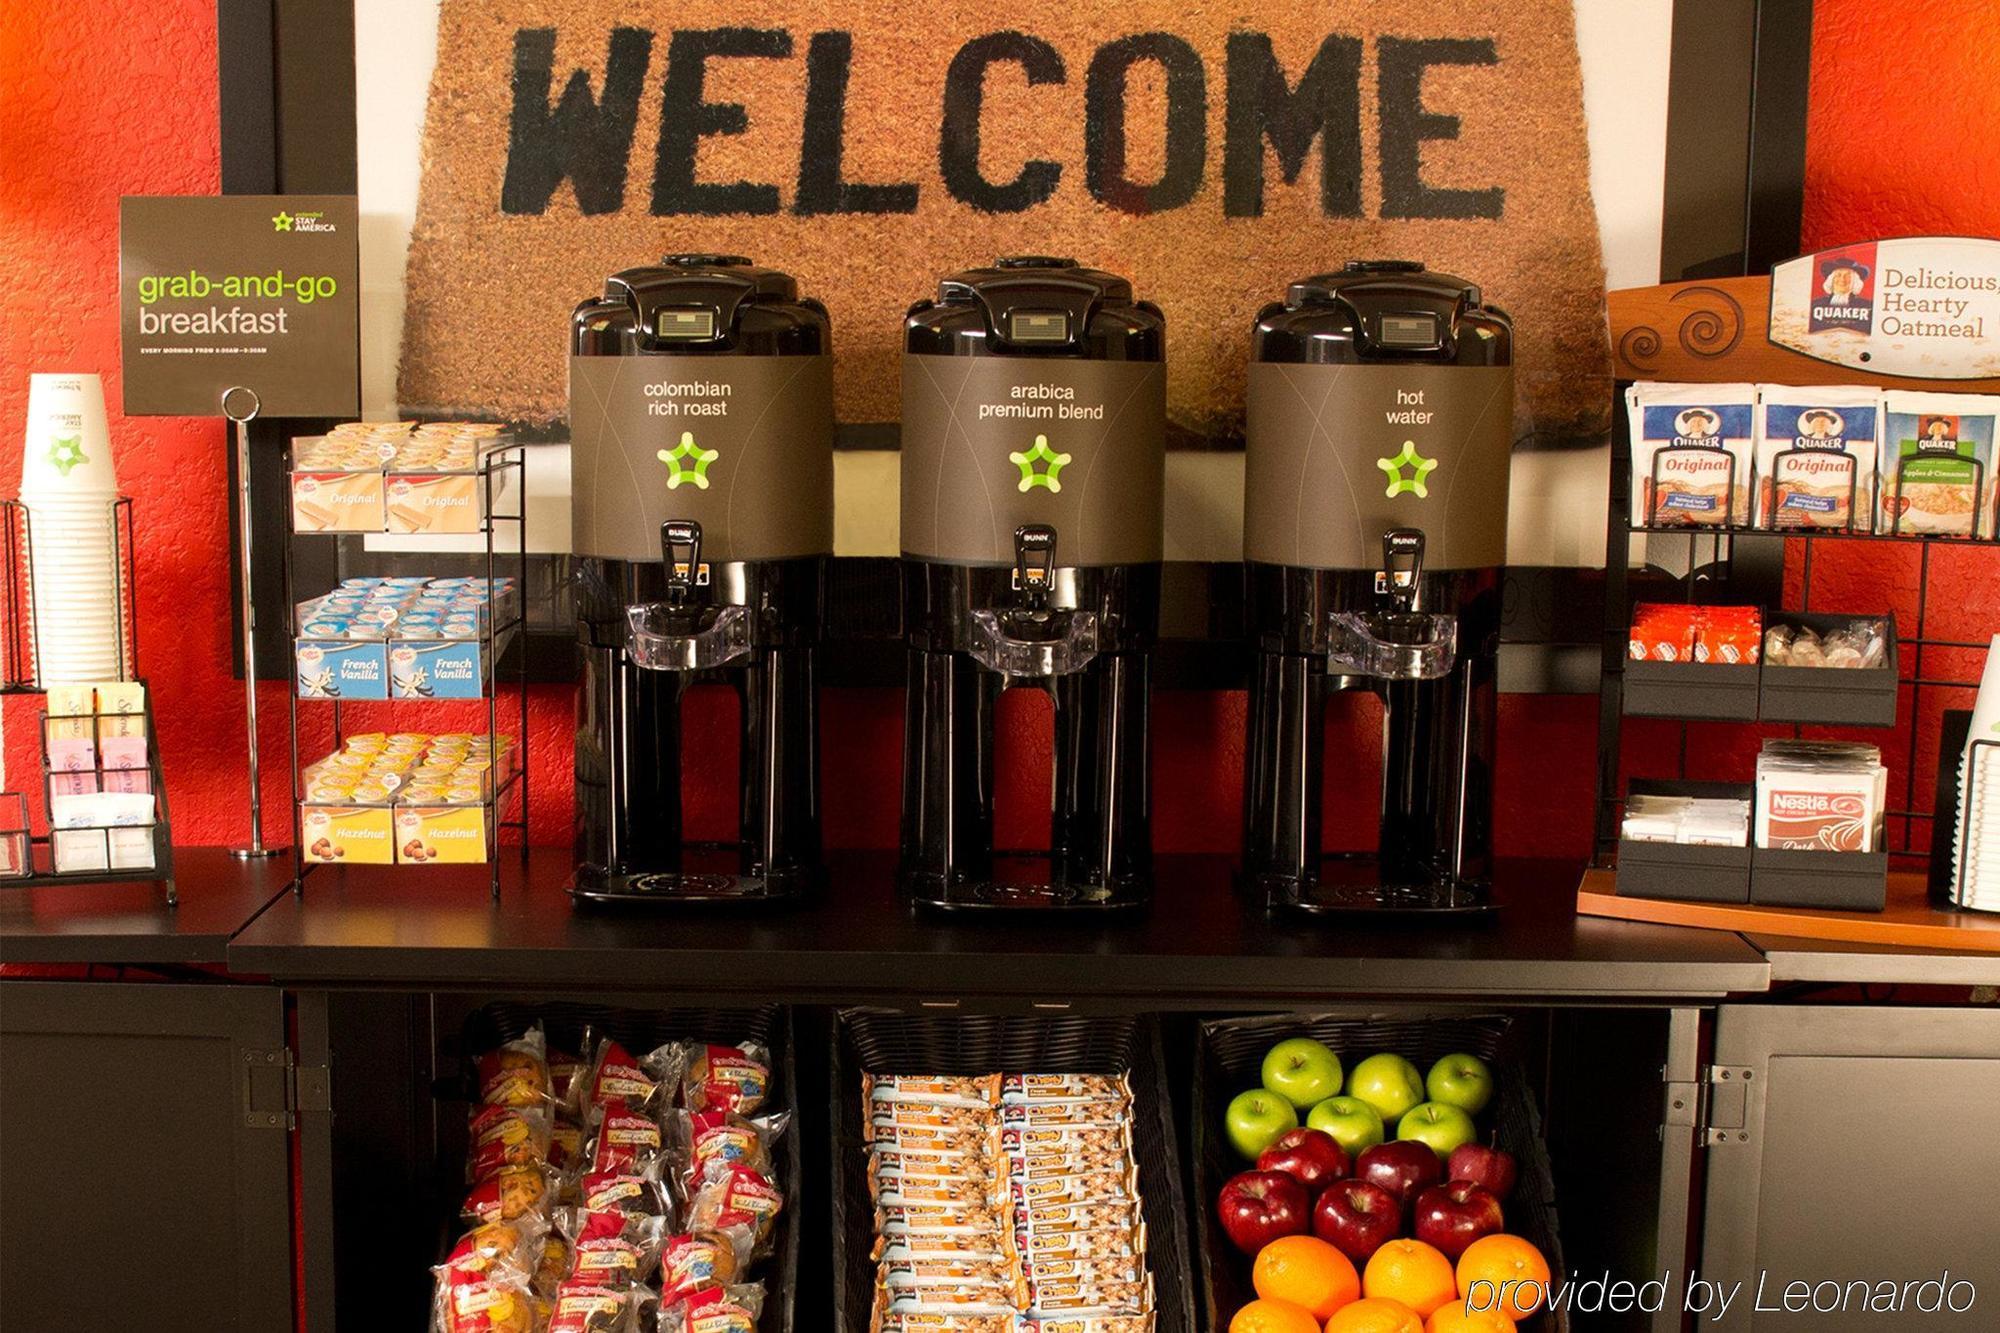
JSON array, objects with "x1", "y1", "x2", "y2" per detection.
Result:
[{"x1": 900, "y1": 356, "x2": 1165, "y2": 566}]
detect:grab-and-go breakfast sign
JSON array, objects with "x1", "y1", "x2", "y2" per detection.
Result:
[{"x1": 1770, "y1": 237, "x2": 2000, "y2": 381}]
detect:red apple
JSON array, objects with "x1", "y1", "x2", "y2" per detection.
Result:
[
  {"x1": 1256, "y1": 1127, "x2": 1350, "y2": 1192},
  {"x1": 1412, "y1": 1180, "x2": 1504, "y2": 1259},
  {"x1": 1312, "y1": 1179, "x2": 1401, "y2": 1264},
  {"x1": 1447, "y1": 1141, "x2": 1518, "y2": 1201},
  {"x1": 1354, "y1": 1139, "x2": 1443, "y2": 1208},
  {"x1": 1216, "y1": 1170, "x2": 1309, "y2": 1254}
]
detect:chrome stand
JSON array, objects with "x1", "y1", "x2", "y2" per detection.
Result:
[{"x1": 223, "y1": 385, "x2": 279, "y2": 860}]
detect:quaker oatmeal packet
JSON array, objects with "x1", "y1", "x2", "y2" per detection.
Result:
[{"x1": 1626, "y1": 382, "x2": 1756, "y2": 528}]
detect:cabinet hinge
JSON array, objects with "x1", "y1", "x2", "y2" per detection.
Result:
[
  {"x1": 1699, "y1": 1064, "x2": 1753, "y2": 1146},
  {"x1": 242, "y1": 1048, "x2": 330, "y2": 1128}
]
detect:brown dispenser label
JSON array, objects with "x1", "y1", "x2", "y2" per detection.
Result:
[
  {"x1": 396, "y1": 4, "x2": 1610, "y2": 447},
  {"x1": 1244, "y1": 363, "x2": 1511, "y2": 570},
  {"x1": 901, "y1": 356, "x2": 1165, "y2": 566},
  {"x1": 569, "y1": 354, "x2": 833, "y2": 561}
]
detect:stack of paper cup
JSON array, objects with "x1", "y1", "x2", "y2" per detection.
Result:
[
  {"x1": 19, "y1": 373, "x2": 125, "y2": 685},
  {"x1": 1951, "y1": 635, "x2": 2000, "y2": 912}
]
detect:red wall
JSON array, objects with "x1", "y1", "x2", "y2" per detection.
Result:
[{"x1": 2, "y1": 0, "x2": 1995, "y2": 861}]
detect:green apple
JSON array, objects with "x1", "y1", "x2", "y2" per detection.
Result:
[
  {"x1": 1397, "y1": 1101, "x2": 1478, "y2": 1160},
  {"x1": 1426, "y1": 1053, "x2": 1495, "y2": 1115},
  {"x1": 1261, "y1": 1037, "x2": 1344, "y2": 1110},
  {"x1": 1346, "y1": 1053, "x2": 1425, "y2": 1124},
  {"x1": 1225, "y1": 1088, "x2": 1299, "y2": 1160},
  {"x1": 1306, "y1": 1095, "x2": 1385, "y2": 1157}
]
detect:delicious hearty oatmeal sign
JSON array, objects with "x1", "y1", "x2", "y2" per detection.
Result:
[{"x1": 398, "y1": 2, "x2": 1610, "y2": 445}]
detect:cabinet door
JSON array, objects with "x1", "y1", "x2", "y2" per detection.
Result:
[
  {"x1": 1699, "y1": 1005, "x2": 2000, "y2": 1330},
  {"x1": 1, "y1": 981, "x2": 294, "y2": 1330}
]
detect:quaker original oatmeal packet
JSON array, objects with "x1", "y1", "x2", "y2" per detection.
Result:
[
  {"x1": 1879, "y1": 392, "x2": 1999, "y2": 538},
  {"x1": 1754, "y1": 385, "x2": 1881, "y2": 531},
  {"x1": 1626, "y1": 382, "x2": 1757, "y2": 528}
]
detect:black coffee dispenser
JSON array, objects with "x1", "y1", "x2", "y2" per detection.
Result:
[
  {"x1": 899, "y1": 257, "x2": 1167, "y2": 911},
  {"x1": 568, "y1": 255, "x2": 833, "y2": 904},
  {"x1": 1241, "y1": 261, "x2": 1513, "y2": 916}
]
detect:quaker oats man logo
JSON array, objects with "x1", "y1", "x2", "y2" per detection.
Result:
[
  {"x1": 1799, "y1": 410, "x2": 1844, "y2": 441},
  {"x1": 658, "y1": 431, "x2": 718, "y2": 489},
  {"x1": 1674, "y1": 409, "x2": 1720, "y2": 440},
  {"x1": 1376, "y1": 441, "x2": 1437, "y2": 499},
  {"x1": 1009, "y1": 434, "x2": 1072, "y2": 492}
]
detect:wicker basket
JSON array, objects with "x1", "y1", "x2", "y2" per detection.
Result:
[
  {"x1": 1194, "y1": 1012, "x2": 1569, "y2": 1333},
  {"x1": 830, "y1": 1008, "x2": 1198, "y2": 1333},
  {"x1": 450, "y1": 1000, "x2": 801, "y2": 1333}
]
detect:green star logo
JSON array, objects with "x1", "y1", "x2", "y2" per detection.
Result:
[
  {"x1": 45, "y1": 435, "x2": 88, "y2": 478},
  {"x1": 1376, "y1": 441, "x2": 1438, "y2": 499},
  {"x1": 657, "y1": 431, "x2": 718, "y2": 489},
  {"x1": 272, "y1": 212, "x2": 293, "y2": 232},
  {"x1": 1008, "y1": 434, "x2": 1072, "y2": 493}
]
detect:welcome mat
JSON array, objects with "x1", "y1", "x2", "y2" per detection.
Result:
[{"x1": 399, "y1": 1, "x2": 1610, "y2": 446}]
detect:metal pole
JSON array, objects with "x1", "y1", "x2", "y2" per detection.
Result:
[{"x1": 223, "y1": 386, "x2": 279, "y2": 859}]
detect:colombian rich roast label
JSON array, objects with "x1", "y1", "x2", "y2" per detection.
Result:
[
  {"x1": 901, "y1": 356, "x2": 1165, "y2": 566},
  {"x1": 569, "y1": 354, "x2": 833, "y2": 561},
  {"x1": 119, "y1": 195, "x2": 360, "y2": 417},
  {"x1": 1244, "y1": 363, "x2": 1512, "y2": 570}
]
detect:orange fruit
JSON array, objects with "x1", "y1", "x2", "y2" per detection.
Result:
[
  {"x1": 1253, "y1": 1234, "x2": 1362, "y2": 1320},
  {"x1": 1324, "y1": 1296, "x2": 1427, "y2": 1333},
  {"x1": 1362, "y1": 1239, "x2": 1459, "y2": 1317},
  {"x1": 1427, "y1": 1298, "x2": 1518, "y2": 1332},
  {"x1": 1229, "y1": 1296, "x2": 1323, "y2": 1333},
  {"x1": 1455, "y1": 1235, "x2": 1552, "y2": 1319}
]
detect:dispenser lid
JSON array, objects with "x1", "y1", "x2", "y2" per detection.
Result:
[
  {"x1": 1278, "y1": 260, "x2": 1501, "y2": 357},
  {"x1": 929, "y1": 256, "x2": 1140, "y2": 350},
  {"x1": 596, "y1": 254, "x2": 809, "y2": 344},
  {"x1": 1284, "y1": 259, "x2": 1481, "y2": 310}
]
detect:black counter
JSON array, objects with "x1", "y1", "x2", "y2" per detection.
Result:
[
  {"x1": 0, "y1": 848, "x2": 294, "y2": 967},
  {"x1": 225, "y1": 851, "x2": 1771, "y2": 1002}
]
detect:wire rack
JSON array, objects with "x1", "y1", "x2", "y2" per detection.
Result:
[
  {"x1": 1594, "y1": 387, "x2": 1998, "y2": 865},
  {"x1": 282, "y1": 439, "x2": 532, "y2": 897}
]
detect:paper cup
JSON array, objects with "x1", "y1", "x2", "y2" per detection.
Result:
[{"x1": 20, "y1": 374, "x2": 116, "y2": 497}]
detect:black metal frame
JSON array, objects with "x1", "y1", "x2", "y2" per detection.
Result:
[
  {"x1": 215, "y1": 0, "x2": 1816, "y2": 693},
  {"x1": 1594, "y1": 396, "x2": 1998, "y2": 864}
]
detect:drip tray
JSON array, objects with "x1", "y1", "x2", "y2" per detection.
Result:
[
  {"x1": 1256, "y1": 859, "x2": 1497, "y2": 920},
  {"x1": 907, "y1": 863, "x2": 1148, "y2": 914},
  {"x1": 570, "y1": 864, "x2": 811, "y2": 908}
]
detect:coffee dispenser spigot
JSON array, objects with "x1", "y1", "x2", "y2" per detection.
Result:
[
  {"x1": 1325, "y1": 530, "x2": 1458, "y2": 682},
  {"x1": 967, "y1": 525, "x2": 1101, "y2": 682}
]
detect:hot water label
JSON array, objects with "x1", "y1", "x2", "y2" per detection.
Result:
[
  {"x1": 1243, "y1": 363, "x2": 1512, "y2": 570},
  {"x1": 569, "y1": 354, "x2": 833, "y2": 562},
  {"x1": 901, "y1": 355, "x2": 1165, "y2": 566}
]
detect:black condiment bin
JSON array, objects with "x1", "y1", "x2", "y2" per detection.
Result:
[
  {"x1": 1193, "y1": 1012, "x2": 1569, "y2": 1333},
  {"x1": 1623, "y1": 659, "x2": 1760, "y2": 720},
  {"x1": 451, "y1": 1001, "x2": 801, "y2": 1333},
  {"x1": 1750, "y1": 847, "x2": 1889, "y2": 911},
  {"x1": 1758, "y1": 612, "x2": 1898, "y2": 727},
  {"x1": 1614, "y1": 780, "x2": 1754, "y2": 903},
  {"x1": 831, "y1": 1008, "x2": 1195, "y2": 1333}
]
